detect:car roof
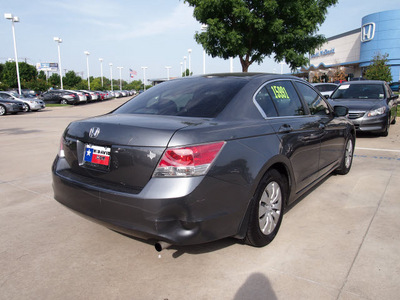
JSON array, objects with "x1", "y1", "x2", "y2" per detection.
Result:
[{"x1": 339, "y1": 80, "x2": 385, "y2": 85}]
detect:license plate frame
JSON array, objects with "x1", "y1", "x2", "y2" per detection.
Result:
[{"x1": 83, "y1": 144, "x2": 111, "y2": 170}]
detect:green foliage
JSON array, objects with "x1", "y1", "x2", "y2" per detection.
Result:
[
  {"x1": 0, "y1": 61, "x2": 37, "y2": 88},
  {"x1": 25, "y1": 78, "x2": 50, "y2": 92},
  {"x1": 63, "y1": 71, "x2": 82, "y2": 89},
  {"x1": 49, "y1": 73, "x2": 60, "y2": 87},
  {"x1": 364, "y1": 53, "x2": 393, "y2": 82},
  {"x1": 185, "y1": 0, "x2": 338, "y2": 72},
  {"x1": 181, "y1": 68, "x2": 192, "y2": 77},
  {"x1": 75, "y1": 80, "x2": 89, "y2": 90},
  {"x1": 38, "y1": 70, "x2": 46, "y2": 81},
  {"x1": 125, "y1": 80, "x2": 143, "y2": 91}
]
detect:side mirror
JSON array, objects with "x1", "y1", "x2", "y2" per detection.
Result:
[
  {"x1": 334, "y1": 105, "x2": 349, "y2": 117},
  {"x1": 323, "y1": 95, "x2": 329, "y2": 99}
]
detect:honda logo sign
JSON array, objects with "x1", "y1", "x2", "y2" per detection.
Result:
[{"x1": 361, "y1": 22, "x2": 375, "y2": 42}]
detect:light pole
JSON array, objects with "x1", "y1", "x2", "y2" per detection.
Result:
[
  {"x1": 183, "y1": 56, "x2": 187, "y2": 77},
  {"x1": 99, "y1": 58, "x2": 104, "y2": 88},
  {"x1": 109, "y1": 63, "x2": 113, "y2": 91},
  {"x1": 230, "y1": 57, "x2": 233, "y2": 73},
  {"x1": 4, "y1": 13, "x2": 21, "y2": 95},
  {"x1": 280, "y1": 62, "x2": 285, "y2": 74},
  {"x1": 141, "y1": 66, "x2": 148, "y2": 91},
  {"x1": 201, "y1": 25, "x2": 208, "y2": 74},
  {"x1": 188, "y1": 49, "x2": 192, "y2": 76},
  {"x1": 84, "y1": 51, "x2": 90, "y2": 90},
  {"x1": 117, "y1": 67, "x2": 123, "y2": 90},
  {"x1": 53, "y1": 37, "x2": 63, "y2": 89},
  {"x1": 165, "y1": 66, "x2": 171, "y2": 80},
  {"x1": 180, "y1": 62, "x2": 183, "y2": 77}
]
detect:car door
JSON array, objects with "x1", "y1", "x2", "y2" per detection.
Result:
[
  {"x1": 384, "y1": 83, "x2": 397, "y2": 123},
  {"x1": 260, "y1": 80, "x2": 322, "y2": 194},
  {"x1": 294, "y1": 81, "x2": 347, "y2": 176}
]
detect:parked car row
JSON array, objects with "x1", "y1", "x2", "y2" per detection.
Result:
[
  {"x1": 0, "y1": 91, "x2": 45, "y2": 115},
  {"x1": 39, "y1": 89, "x2": 135, "y2": 105}
]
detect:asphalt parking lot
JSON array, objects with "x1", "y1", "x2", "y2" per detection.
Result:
[{"x1": 1, "y1": 98, "x2": 399, "y2": 300}]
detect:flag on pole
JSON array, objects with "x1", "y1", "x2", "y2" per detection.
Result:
[{"x1": 129, "y1": 69, "x2": 137, "y2": 78}]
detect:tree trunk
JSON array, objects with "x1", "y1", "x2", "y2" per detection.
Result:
[{"x1": 240, "y1": 56, "x2": 251, "y2": 72}]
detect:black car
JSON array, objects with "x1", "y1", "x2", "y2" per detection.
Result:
[
  {"x1": 329, "y1": 80, "x2": 398, "y2": 136},
  {"x1": 40, "y1": 90, "x2": 79, "y2": 105},
  {"x1": 0, "y1": 98, "x2": 25, "y2": 116},
  {"x1": 52, "y1": 73, "x2": 355, "y2": 249}
]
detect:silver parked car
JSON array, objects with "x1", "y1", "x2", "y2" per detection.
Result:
[{"x1": 0, "y1": 91, "x2": 45, "y2": 112}]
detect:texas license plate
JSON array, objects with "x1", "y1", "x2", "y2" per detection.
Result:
[{"x1": 84, "y1": 144, "x2": 111, "y2": 167}]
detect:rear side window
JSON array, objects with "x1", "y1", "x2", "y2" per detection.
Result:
[
  {"x1": 295, "y1": 82, "x2": 330, "y2": 116},
  {"x1": 114, "y1": 77, "x2": 248, "y2": 118},
  {"x1": 254, "y1": 87, "x2": 278, "y2": 118},
  {"x1": 265, "y1": 81, "x2": 305, "y2": 116}
]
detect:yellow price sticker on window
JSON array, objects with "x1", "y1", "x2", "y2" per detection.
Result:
[{"x1": 271, "y1": 86, "x2": 290, "y2": 99}]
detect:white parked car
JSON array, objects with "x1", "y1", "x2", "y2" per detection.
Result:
[{"x1": 66, "y1": 90, "x2": 87, "y2": 103}]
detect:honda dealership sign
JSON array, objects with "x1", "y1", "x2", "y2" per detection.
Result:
[
  {"x1": 36, "y1": 63, "x2": 58, "y2": 72},
  {"x1": 361, "y1": 22, "x2": 375, "y2": 42}
]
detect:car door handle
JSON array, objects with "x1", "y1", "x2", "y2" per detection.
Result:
[{"x1": 278, "y1": 124, "x2": 293, "y2": 133}]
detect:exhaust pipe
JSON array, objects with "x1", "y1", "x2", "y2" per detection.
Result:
[{"x1": 155, "y1": 241, "x2": 171, "y2": 252}]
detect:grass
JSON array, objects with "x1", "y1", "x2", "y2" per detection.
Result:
[{"x1": 45, "y1": 104, "x2": 70, "y2": 107}]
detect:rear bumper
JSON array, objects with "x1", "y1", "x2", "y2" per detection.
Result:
[{"x1": 52, "y1": 156, "x2": 249, "y2": 245}]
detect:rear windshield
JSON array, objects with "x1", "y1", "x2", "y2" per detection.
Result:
[
  {"x1": 113, "y1": 77, "x2": 248, "y2": 118},
  {"x1": 331, "y1": 84, "x2": 385, "y2": 99}
]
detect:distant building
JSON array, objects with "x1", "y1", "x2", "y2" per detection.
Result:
[{"x1": 301, "y1": 9, "x2": 400, "y2": 82}]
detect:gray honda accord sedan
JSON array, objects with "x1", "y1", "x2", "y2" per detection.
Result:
[{"x1": 52, "y1": 73, "x2": 355, "y2": 249}]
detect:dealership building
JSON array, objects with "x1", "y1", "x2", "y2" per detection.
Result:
[{"x1": 302, "y1": 9, "x2": 400, "y2": 82}]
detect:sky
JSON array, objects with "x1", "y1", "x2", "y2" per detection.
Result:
[{"x1": 1, "y1": 0, "x2": 399, "y2": 84}]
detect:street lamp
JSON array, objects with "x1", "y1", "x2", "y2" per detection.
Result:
[
  {"x1": 141, "y1": 66, "x2": 148, "y2": 91},
  {"x1": 117, "y1": 67, "x2": 123, "y2": 90},
  {"x1": 201, "y1": 25, "x2": 208, "y2": 74},
  {"x1": 183, "y1": 56, "x2": 187, "y2": 77},
  {"x1": 99, "y1": 58, "x2": 104, "y2": 88},
  {"x1": 109, "y1": 63, "x2": 113, "y2": 91},
  {"x1": 4, "y1": 13, "x2": 21, "y2": 95},
  {"x1": 188, "y1": 49, "x2": 192, "y2": 76},
  {"x1": 53, "y1": 37, "x2": 63, "y2": 89},
  {"x1": 230, "y1": 57, "x2": 233, "y2": 73},
  {"x1": 84, "y1": 51, "x2": 90, "y2": 90},
  {"x1": 180, "y1": 62, "x2": 183, "y2": 77},
  {"x1": 165, "y1": 66, "x2": 171, "y2": 80}
]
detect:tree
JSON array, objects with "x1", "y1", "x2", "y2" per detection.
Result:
[
  {"x1": 364, "y1": 53, "x2": 393, "y2": 82},
  {"x1": 49, "y1": 73, "x2": 60, "y2": 87},
  {"x1": 63, "y1": 71, "x2": 82, "y2": 89},
  {"x1": 185, "y1": 0, "x2": 337, "y2": 72},
  {"x1": 181, "y1": 68, "x2": 192, "y2": 77},
  {"x1": 1, "y1": 61, "x2": 37, "y2": 88}
]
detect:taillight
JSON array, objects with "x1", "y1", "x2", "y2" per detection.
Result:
[
  {"x1": 59, "y1": 137, "x2": 65, "y2": 158},
  {"x1": 153, "y1": 141, "x2": 225, "y2": 177}
]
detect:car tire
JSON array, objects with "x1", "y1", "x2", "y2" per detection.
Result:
[
  {"x1": 381, "y1": 117, "x2": 390, "y2": 137},
  {"x1": 0, "y1": 105, "x2": 6, "y2": 116},
  {"x1": 60, "y1": 99, "x2": 68, "y2": 105},
  {"x1": 244, "y1": 169, "x2": 287, "y2": 247},
  {"x1": 391, "y1": 111, "x2": 396, "y2": 125},
  {"x1": 335, "y1": 134, "x2": 355, "y2": 175},
  {"x1": 23, "y1": 103, "x2": 30, "y2": 112}
]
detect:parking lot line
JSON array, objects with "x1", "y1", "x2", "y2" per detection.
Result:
[{"x1": 356, "y1": 147, "x2": 400, "y2": 153}]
